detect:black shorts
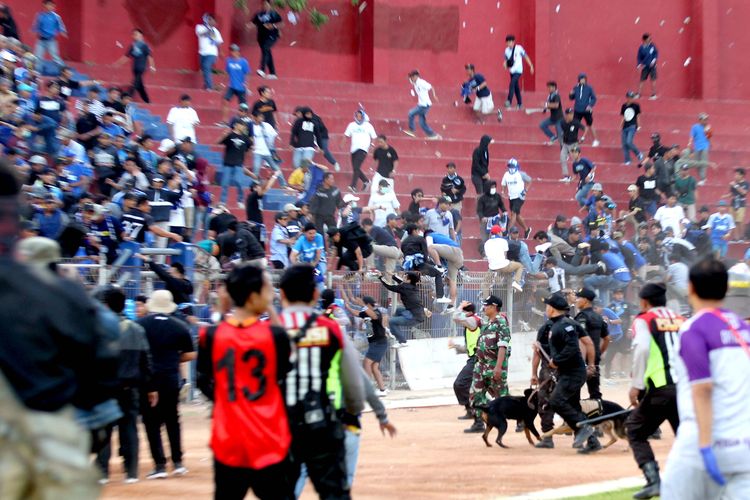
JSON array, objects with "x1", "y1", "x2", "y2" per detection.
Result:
[
  {"x1": 509, "y1": 198, "x2": 524, "y2": 214},
  {"x1": 271, "y1": 260, "x2": 286, "y2": 270},
  {"x1": 365, "y1": 338, "x2": 388, "y2": 363},
  {"x1": 640, "y1": 65, "x2": 657, "y2": 82},
  {"x1": 224, "y1": 88, "x2": 247, "y2": 104},
  {"x1": 574, "y1": 111, "x2": 593, "y2": 126},
  {"x1": 214, "y1": 456, "x2": 296, "y2": 500}
]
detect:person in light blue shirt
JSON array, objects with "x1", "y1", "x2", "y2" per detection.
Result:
[
  {"x1": 222, "y1": 44, "x2": 250, "y2": 124},
  {"x1": 688, "y1": 113, "x2": 711, "y2": 184},
  {"x1": 707, "y1": 201, "x2": 735, "y2": 258},
  {"x1": 270, "y1": 212, "x2": 295, "y2": 270},
  {"x1": 32, "y1": 0, "x2": 67, "y2": 68},
  {"x1": 291, "y1": 223, "x2": 326, "y2": 281}
]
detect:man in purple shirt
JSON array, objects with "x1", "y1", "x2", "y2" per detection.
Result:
[{"x1": 661, "y1": 259, "x2": 750, "y2": 499}]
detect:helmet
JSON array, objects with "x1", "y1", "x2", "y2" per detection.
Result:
[{"x1": 507, "y1": 158, "x2": 519, "y2": 172}]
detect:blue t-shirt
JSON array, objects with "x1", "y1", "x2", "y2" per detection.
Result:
[
  {"x1": 293, "y1": 233, "x2": 326, "y2": 273},
  {"x1": 427, "y1": 233, "x2": 460, "y2": 247},
  {"x1": 61, "y1": 162, "x2": 92, "y2": 197},
  {"x1": 600, "y1": 251, "x2": 631, "y2": 283},
  {"x1": 226, "y1": 57, "x2": 250, "y2": 90},
  {"x1": 708, "y1": 213, "x2": 734, "y2": 242},
  {"x1": 601, "y1": 307, "x2": 623, "y2": 342},
  {"x1": 101, "y1": 122, "x2": 126, "y2": 138},
  {"x1": 690, "y1": 123, "x2": 709, "y2": 151}
]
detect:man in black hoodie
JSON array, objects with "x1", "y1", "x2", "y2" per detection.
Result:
[
  {"x1": 310, "y1": 172, "x2": 345, "y2": 234},
  {"x1": 290, "y1": 107, "x2": 323, "y2": 169},
  {"x1": 310, "y1": 108, "x2": 339, "y2": 170},
  {"x1": 471, "y1": 135, "x2": 492, "y2": 194},
  {"x1": 476, "y1": 181, "x2": 507, "y2": 257}
]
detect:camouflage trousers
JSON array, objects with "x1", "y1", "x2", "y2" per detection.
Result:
[{"x1": 469, "y1": 356, "x2": 510, "y2": 417}]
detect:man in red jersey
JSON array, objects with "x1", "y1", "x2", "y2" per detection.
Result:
[
  {"x1": 197, "y1": 264, "x2": 295, "y2": 500},
  {"x1": 279, "y1": 265, "x2": 364, "y2": 500}
]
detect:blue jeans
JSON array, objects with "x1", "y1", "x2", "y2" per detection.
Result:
[
  {"x1": 540, "y1": 118, "x2": 562, "y2": 140},
  {"x1": 389, "y1": 307, "x2": 417, "y2": 343},
  {"x1": 292, "y1": 147, "x2": 315, "y2": 168},
  {"x1": 583, "y1": 275, "x2": 629, "y2": 305},
  {"x1": 621, "y1": 125, "x2": 641, "y2": 163},
  {"x1": 319, "y1": 137, "x2": 338, "y2": 166},
  {"x1": 35, "y1": 38, "x2": 63, "y2": 66},
  {"x1": 253, "y1": 153, "x2": 287, "y2": 186},
  {"x1": 575, "y1": 182, "x2": 594, "y2": 207},
  {"x1": 408, "y1": 105, "x2": 435, "y2": 136},
  {"x1": 713, "y1": 240, "x2": 728, "y2": 258},
  {"x1": 199, "y1": 54, "x2": 217, "y2": 89},
  {"x1": 219, "y1": 164, "x2": 245, "y2": 204}
]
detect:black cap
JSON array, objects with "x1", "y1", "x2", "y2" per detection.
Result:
[
  {"x1": 362, "y1": 296, "x2": 376, "y2": 306},
  {"x1": 543, "y1": 293, "x2": 570, "y2": 311},
  {"x1": 639, "y1": 282, "x2": 667, "y2": 302},
  {"x1": 482, "y1": 295, "x2": 503, "y2": 308},
  {"x1": 576, "y1": 288, "x2": 597, "y2": 301}
]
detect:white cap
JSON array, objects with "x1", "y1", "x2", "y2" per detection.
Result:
[
  {"x1": 158, "y1": 138, "x2": 175, "y2": 152},
  {"x1": 343, "y1": 194, "x2": 360, "y2": 203},
  {"x1": 29, "y1": 155, "x2": 47, "y2": 165}
]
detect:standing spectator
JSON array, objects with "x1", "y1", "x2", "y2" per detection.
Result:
[
  {"x1": 648, "y1": 133, "x2": 670, "y2": 160},
  {"x1": 252, "y1": 0, "x2": 282, "y2": 79},
  {"x1": 674, "y1": 165, "x2": 698, "y2": 221},
  {"x1": 115, "y1": 29, "x2": 154, "y2": 104},
  {"x1": 0, "y1": 5, "x2": 20, "y2": 40},
  {"x1": 572, "y1": 147, "x2": 596, "y2": 206},
  {"x1": 195, "y1": 14, "x2": 223, "y2": 91},
  {"x1": 464, "y1": 64, "x2": 497, "y2": 123},
  {"x1": 569, "y1": 73, "x2": 600, "y2": 147},
  {"x1": 343, "y1": 109, "x2": 377, "y2": 193},
  {"x1": 251, "y1": 86, "x2": 278, "y2": 129},
  {"x1": 707, "y1": 201, "x2": 734, "y2": 258},
  {"x1": 250, "y1": 111, "x2": 285, "y2": 185},
  {"x1": 483, "y1": 225, "x2": 524, "y2": 294},
  {"x1": 654, "y1": 194, "x2": 686, "y2": 238},
  {"x1": 502, "y1": 34, "x2": 534, "y2": 109},
  {"x1": 471, "y1": 134, "x2": 492, "y2": 194},
  {"x1": 140, "y1": 257, "x2": 194, "y2": 305},
  {"x1": 636, "y1": 33, "x2": 659, "y2": 99},
  {"x1": 727, "y1": 168, "x2": 748, "y2": 241},
  {"x1": 309, "y1": 172, "x2": 344, "y2": 234},
  {"x1": 56, "y1": 66, "x2": 97, "y2": 102},
  {"x1": 167, "y1": 94, "x2": 200, "y2": 144},
  {"x1": 221, "y1": 44, "x2": 250, "y2": 125},
  {"x1": 368, "y1": 179, "x2": 400, "y2": 227},
  {"x1": 32, "y1": 0, "x2": 67, "y2": 69},
  {"x1": 403, "y1": 70, "x2": 441, "y2": 140},
  {"x1": 270, "y1": 211, "x2": 294, "y2": 269},
  {"x1": 539, "y1": 81, "x2": 562, "y2": 145},
  {"x1": 137, "y1": 290, "x2": 196, "y2": 479},
  {"x1": 501, "y1": 158, "x2": 532, "y2": 238},
  {"x1": 621, "y1": 91, "x2": 643, "y2": 166},
  {"x1": 309, "y1": 108, "x2": 338, "y2": 170},
  {"x1": 371, "y1": 135, "x2": 398, "y2": 196},
  {"x1": 440, "y1": 162, "x2": 467, "y2": 211},
  {"x1": 290, "y1": 107, "x2": 321, "y2": 168},
  {"x1": 559, "y1": 108, "x2": 586, "y2": 183},
  {"x1": 476, "y1": 181, "x2": 506, "y2": 257},
  {"x1": 687, "y1": 113, "x2": 712, "y2": 186},
  {"x1": 636, "y1": 163, "x2": 661, "y2": 217}
]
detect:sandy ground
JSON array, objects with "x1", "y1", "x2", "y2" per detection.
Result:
[{"x1": 101, "y1": 382, "x2": 674, "y2": 500}]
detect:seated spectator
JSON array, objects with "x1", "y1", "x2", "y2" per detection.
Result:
[{"x1": 100, "y1": 111, "x2": 126, "y2": 138}]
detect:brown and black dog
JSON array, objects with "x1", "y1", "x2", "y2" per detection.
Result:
[
  {"x1": 476, "y1": 388, "x2": 542, "y2": 448},
  {"x1": 542, "y1": 399, "x2": 629, "y2": 449}
]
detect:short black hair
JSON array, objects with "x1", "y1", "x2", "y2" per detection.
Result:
[
  {"x1": 547, "y1": 81, "x2": 557, "y2": 88},
  {"x1": 689, "y1": 258, "x2": 728, "y2": 300},
  {"x1": 377, "y1": 134, "x2": 387, "y2": 141},
  {"x1": 405, "y1": 271, "x2": 421, "y2": 285},
  {"x1": 102, "y1": 286, "x2": 126, "y2": 313},
  {"x1": 642, "y1": 33, "x2": 651, "y2": 41},
  {"x1": 410, "y1": 188, "x2": 424, "y2": 198},
  {"x1": 303, "y1": 222, "x2": 317, "y2": 232},
  {"x1": 321, "y1": 288, "x2": 336, "y2": 308},
  {"x1": 533, "y1": 230, "x2": 549, "y2": 240},
  {"x1": 505, "y1": 34, "x2": 515, "y2": 42},
  {"x1": 405, "y1": 223, "x2": 420, "y2": 235},
  {"x1": 323, "y1": 172, "x2": 334, "y2": 182},
  {"x1": 171, "y1": 262, "x2": 185, "y2": 275},
  {"x1": 462, "y1": 302, "x2": 476, "y2": 313},
  {"x1": 736, "y1": 168, "x2": 746, "y2": 176},
  {"x1": 280, "y1": 265, "x2": 317, "y2": 304},
  {"x1": 226, "y1": 264, "x2": 265, "y2": 307},
  {"x1": 135, "y1": 294, "x2": 148, "y2": 304},
  {"x1": 446, "y1": 162, "x2": 456, "y2": 169},
  {"x1": 180, "y1": 94, "x2": 191, "y2": 101},
  {"x1": 227, "y1": 220, "x2": 238, "y2": 232},
  {"x1": 361, "y1": 217, "x2": 373, "y2": 226},
  {"x1": 465, "y1": 63, "x2": 475, "y2": 71},
  {"x1": 408, "y1": 70, "x2": 420, "y2": 77},
  {"x1": 258, "y1": 85, "x2": 270, "y2": 94},
  {"x1": 133, "y1": 28, "x2": 143, "y2": 34}
]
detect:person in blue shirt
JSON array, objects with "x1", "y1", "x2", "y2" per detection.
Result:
[
  {"x1": 707, "y1": 201, "x2": 735, "y2": 258},
  {"x1": 584, "y1": 240, "x2": 631, "y2": 305},
  {"x1": 688, "y1": 112, "x2": 711, "y2": 185},
  {"x1": 290, "y1": 223, "x2": 326, "y2": 282},
  {"x1": 100, "y1": 112, "x2": 126, "y2": 138},
  {"x1": 571, "y1": 147, "x2": 596, "y2": 206},
  {"x1": 222, "y1": 44, "x2": 250, "y2": 125},
  {"x1": 636, "y1": 33, "x2": 659, "y2": 99},
  {"x1": 597, "y1": 292, "x2": 632, "y2": 379},
  {"x1": 27, "y1": 108, "x2": 58, "y2": 156},
  {"x1": 33, "y1": 194, "x2": 69, "y2": 239},
  {"x1": 32, "y1": 0, "x2": 67, "y2": 69},
  {"x1": 60, "y1": 152, "x2": 92, "y2": 199},
  {"x1": 569, "y1": 73, "x2": 599, "y2": 147}
]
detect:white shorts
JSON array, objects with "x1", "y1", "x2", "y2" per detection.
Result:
[
  {"x1": 473, "y1": 94, "x2": 495, "y2": 114},
  {"x1": 662, "y1": 456, "x2": 750, "y2": 500}
]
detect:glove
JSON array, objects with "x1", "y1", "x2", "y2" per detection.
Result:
[{"x1": 699, "y1": 447, "x2": 726, "y2": 486}]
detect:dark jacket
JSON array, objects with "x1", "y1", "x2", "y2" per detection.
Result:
[
  {"x1": 309, "y1": 185, "x2": 344, "y2": 217},
  {"x1": 471, "y1": 135, "x2": 492, "y2": 180},
  {"x1": 311, "y1": 113, "x2": 330, "y2": 140},
  {"x1": 476, "y1": 185, "x2": 506, "y2": 218},
  {"x1": 440, "y1": 174, "x2": 467, "y2": 203},
  {"x1": 117, "y1": 317, "x2": 154, "y2": 390},
  {"x1": 574, "y1": 307, "x2": 609, "y2": 360},
  {"x1": 379, "y1": 278, "x2": 425, "y2": 322},
  {"x1": 548, "y1": 315, "x2": 586, "y2": 371},
  {"x1": 290, "y1": 112, "x2": 322, "y2": 148},
  {"x1": 569, "y1": 83, "x2": 597, "y2": 112},
  {"x1": 147, "y1": 261, "x2": 194, "y2": 304}
]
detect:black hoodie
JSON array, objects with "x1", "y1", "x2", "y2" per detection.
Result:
[
  {"x1": 290, "y1": 107, "x2": 323, "y2": 148},
  {"x1": 476, "y1": 183, "x2": 506, "y2": 218},
  {"x1": 471, "y1": 135, "x2": 492, "y2": 179}
]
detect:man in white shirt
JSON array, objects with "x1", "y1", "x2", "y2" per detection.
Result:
[
  {"x1": 367, "y1": 179, "x2": 400, "y2": 227},
  {"x1": 654, "y1": 194, "x2": 686, "y2": 237},
  {"x1": 501, "y1": 158, "x2": 533, "y2": 238},
  {"x1": 343, "y1": 109, "x2": 377, "y2": 193},
  {"x1": 167, "y1": 94, "x2": 200, "y2": 143},
  {"x1": 503, "y1": 34, "x2": 534, "y2": 110},
  {"x1": 195, "y1": 14, "x2": 223, "y2": 90},
  {"x1": 482, "y1": 225, "x2": 524, "y2": 294},
  {"x1": 403, "y1": 70, "x2": 441, "y2": 140},
  {"x1": 251, "y1": 110, "x2": 287, "y2": 186}
]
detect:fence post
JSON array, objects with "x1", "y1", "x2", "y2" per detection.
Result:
[
  {"x1": 506, "y1": 284, "x2": 514, "y2": 330},
  {"x1": 98, "y1": 249, "x2": 108, "y2": 287}
]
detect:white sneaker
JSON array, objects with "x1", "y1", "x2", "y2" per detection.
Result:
[
  {"x1": 436, "y1": 296, "x2": 452, "y2": 304},
  {"x1": 697, "y1": 180, "x2": 706, "y2": 186},
  {"x1": 376, "y1": 389, "x2": 389, "y2": 397},
  {"x1": 512, "y1": 281, "x2": 523, "y2": 293},
  {"x1": 172, "y1": 464, "x2": 188, "y2": 476},
  {"x1": 624, "y1": 161, "x2": 632, "y2": 166},
  {"x1": 426, "y1": 134, "x2": 442, "y2": 141},
  {"x1": 266, "y1": 74, "x2": 278, "y2": 80},
  {"x1": 535, "y1": 242, "x2": 552, "y2": 254},
  {"x1": 237, "y1": 202, "x2": 245, "y2": 210},
  {"x1": 334, "y1": 162, "x2": 340, "y2": 172},
  {"x1": 98, "y1": 478, "x2": 110, "y2": 486},
  {"x1": 256, "y1": 69, "x2": 266, "y2": 78},
  {"x1": 402, "y1": 130, "x2": 416, "y2": 137},
  {"x1": 649, "y1": 94, "x2": 658, "y2": 100},
  {"x1": 124, "y1": 477, "x2": 139, "y2": 484},
  {"x1": 559, "y1": 176, "x2": 572, "y2": 183},
  {"x1": 592, "y1": 140, "x2": 600, "y2": 147},
  {"x1": 497, "y1": 110, "x2": 503, "y2": 122},
  {"x1": 146, "y1": 469, "x2": 167, "y2": 480}
]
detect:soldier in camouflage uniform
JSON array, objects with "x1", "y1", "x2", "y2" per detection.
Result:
[{"x1": 465, "y1": 295, "x2": 512, "y2": 433}]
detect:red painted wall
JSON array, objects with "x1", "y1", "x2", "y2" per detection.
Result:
[{"x1": 5, "y1": 0, "x2": 750, "y2": 100}]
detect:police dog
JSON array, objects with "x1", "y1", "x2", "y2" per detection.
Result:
[
  {"x1": 476, "y1": 388, "x2": 541, "y2": 448},
  {"x1": 543, "y1": 399, "x2": 628, "y2": 449}
]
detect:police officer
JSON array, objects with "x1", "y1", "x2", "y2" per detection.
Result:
[
  {"x1": 543, "y1": 293, "x2": 602, "y2": 454},
  {"x1": 626, "y1": 283, "x2": 683, "y2": 499},
  {"x1": 466, "y1": 295, "x2": 512, "y2": 433},
  {"x1": 531, "y1": 317, "x2": 556, "y2": 448},
  {"x1": 574, "y1": 288, "x2": 610, "y2": 400},
  {"x1": 450, "y1": 301, "x2": 483, "y2": 420}
]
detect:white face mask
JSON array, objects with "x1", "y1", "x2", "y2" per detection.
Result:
[
  {"x1": 380, "y1": 187, "x2": 390, "y2": 194},
  {"x1": 490, "y1": 188, "x2": 497, "y2": 195}
]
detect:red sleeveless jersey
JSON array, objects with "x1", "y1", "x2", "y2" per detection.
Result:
[{"x1": 202, "y1": 318, "x2": 291, "y2": 469}]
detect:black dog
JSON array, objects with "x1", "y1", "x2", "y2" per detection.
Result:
[{"x1": 476, "y1": 388, "x2": 541, "y2": 448}]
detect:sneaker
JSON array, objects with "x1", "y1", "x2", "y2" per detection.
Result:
[
  {"x1": 592, "y1": 139, "x2": 600, "y2": 147},
  {"x1": 124, "y1": 477, "x2": 139, "y2": 484},
  {"x1": 375, "y1": 389, "x2": 389, "y2": 397},
  {"x1": 504, "y1": 101, "x2": 511, "y2": 109},
  {"x1": 347, "y1": 186, "x2": 356, "y2": 193},
  {"x1": 179, "y1": 382, "x2": 191, "y2": 402},
  {"x1": 214, "y1": 121, "x2": 229, "y2": 128},
  {"x1": 172, "y1": 463, "x2": 188, "y2": 476},
  {"x1": 572, "y1": 425, "x2": 595, "y2": 448},
  {"x1": 524, "y1": 226, "x2": 532, "y2": 239},
  {"x1": 256, "y1": 69, "x2": 266, "y2": 78},
  {"x1": 464, "y1": 420, "x2": 485, "y2": 433},
  {"x1": 98, "y1": 478, "x2": 110, "y2": 486},
  {"x1": 266, "y1": 74, "x2": 278, "y2": 80},
  {"x1": 402, "y1": 129, "x2": 416, "y2": 138},
  {"x1": 512, "y1": 281, "x2": 523, "y2": 293},
  {"x1": 649, "y1": 94, "x2": 658, "y2": 100},
  {"x1": 334, "y1": 162, "x2": 340, "y2": 172},
  {"x1": 237, "y1": 202, "x2": 245, "y2": 210},
  {"x1": 625, "y1": 161, "x2": 632, "y2": 166},
  {"x1": 535, "y1": 242, "x2": 552, "y2": 254},
  {"x1": 435, "y1": 265, "x2": 447, "y2": 274},
  {"x1": 638, "y1": 152, "x2": 644, "y2": 162},
  {"x1": 391, "y1": 342, "x2": 406, "y2": 349},
  {"x1": 577, "y1": 437, "x2": 603, "y2": 454},
  {"x1": 559, "y1": 176, "x2": 571, "y2": 183},
  {"x1": 436, "y1": 296, "x2": 452, "y2": 304},
  {"x1": 427, "y1": 134, "x2": 442, "y2": 141},
  {"x1": 146, "y1": 469, "x2": 168, "y2": 480},
  {"x1": 547, "y1": 137, "x2": 558, "y2": 145},
  {"x1": 634, "y1": 92, "x2": 641, "y2": 98},
  {"x1": 497, "y1": 110, "x2": 503, "y2": 122},
  {"x1": 697, "y1": 179, "x2": 706, "y2": 186}
]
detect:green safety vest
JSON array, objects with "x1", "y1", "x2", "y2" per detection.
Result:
[
  {"x1": 326, "y1": 350, "x2": 343, "y2": 410},
  {"x1": 640, "y1": 310, "x2": 683, "y2": 389},
  {"x1": 464, "y1": 315, "x2": 481, "y2": 357}
]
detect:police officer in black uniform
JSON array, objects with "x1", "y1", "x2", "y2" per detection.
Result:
[
  {"x1": 543, "y1": 293, "x2": 602, "y2": 454},
  {"x1": 574, "y1": 288, "x2": 610, "y2": 400},
  {"x1": 531, "y1": 317, "x2": 556, "y2": 448}
]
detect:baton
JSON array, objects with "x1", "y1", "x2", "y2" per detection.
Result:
[
  {"x1": 575, "y1": 408, "x2": 633, "y2": 428},
  {"x1": 534, "y1": 341, "x2": 553, "y2": 363}
]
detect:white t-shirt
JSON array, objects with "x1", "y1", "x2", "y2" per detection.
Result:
[
  {"x1": 195, "y1": 24, "x2": 223, "y2": 56},
  {"x1": 484, "y1": 236, "x2": 510, "y2": 270},
  {"x1": 344, "y1": 121, "x2": 377, "y2": 153},
  {"x1": 654, "y1": 204, "x2": 686, "y2": 237},
  {"x1": 368, "y1": 190, "x2": 400, "y2": 226},
  {"x1": 411, "y1": 77, "x2": 433, "y2": 107},
  {"x1": 253, "y1": 121, "x2": 277, "y2": 157},
  {"x1": 504, "y1": 44, "x2": 527, "y2": 74},
  {"x1": 167, "y1": 106, "x2": 200, "y2": 143},
  {"x1": 501, "y1": 170, "x2": 529, "y2": 200}
]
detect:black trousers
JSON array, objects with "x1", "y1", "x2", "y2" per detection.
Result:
[
  {"x1": 626, "y1": 385, "x2": 679, "y2": 467},
  {"x1": 417, "y1": 261, "x2": 445, "y2": 298},
  {"x1": 259, "y1": 37, "x2": 277, "y2": 75},
  {"x1": 214, "y1": 457, "x2": 296, "y2": 500},
  {"x1": 549, "y1": 368, "x2": 587, "y2": 430},
  {"x1": 313, "y1": 213, "x2": 336, "y2": 236},
  {"x1": 337, "y1": 249, "x2": 360, "y2": 271},
  {"x1": 350, "y1": 149, "x2": 368, "y2": 189},
  {"x1": 291, "y1": 425, "x2": 350, "y2": 500},
  {"x1": 453, "y1": 356, "x2": 476, "y2": 406},
  {"x1": 471, "y1": 175, "x2": 487, "y2": 195},
  {"x1": 96, "y1": 387, "x2": 141, "y2": 478},
  {"x1": 142, "y1": 383, "x2": 182, "y2": 468},
  {"x1": 507, "y1": 73, "x2": 522, "y2": 106},
  {"x1": 537, "y1": 364, "x2": 556, "y2": 433},
  {"x1": 586, "y1": 355, "x2": 602, "y2": 400},
  {"x1": 131, "y1": 68, "x2": 150, "y2": 103}
]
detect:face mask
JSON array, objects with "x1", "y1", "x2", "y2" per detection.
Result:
[
  {"x1": 350, "y1": 202, "x2": 358, "y2": 208},
  {"x1": 21, "y1": 130, "x2": 31, "y2": 139},
  {"x1": 490, "y1": 188, "x2": 497, "y2": 195},
  {"x1": 380, "y1": 187, "x2": 390, "y2": 194}
]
